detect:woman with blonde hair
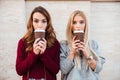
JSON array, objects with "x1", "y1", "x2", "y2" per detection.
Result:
[
  {"x1": 16, "y1": 6, "x2": 60, "y2": 80},
  {"x1": 60, "y1": 10, "x2": 105, "y2": 80}
]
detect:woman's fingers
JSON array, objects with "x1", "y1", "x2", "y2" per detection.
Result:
[
  {"x1": 80, "y1": 42, "x2": 85, "y2": 46},
  {"x1": 42, "y1": 38, "x2": 47, "y2": 43},
  {"x1": 34, "y1": 38, "x2": 40, "y2": 44},
  {"x1": 37, "y1": 38, "x2": 47, "y2": 54},
  {"x1": 38, "y1": 40, "x2": 46, "y2": 47},
  {"x1": 33, "y1": 38, "x2": 40, "y2": 49},
  {"x1": 72, "y1": 36, "x2": 76, "y2": 41},
  {"x1": 77, "y1": 42, "x2": 86, "y2": 51},
  {"x1": 33, "y1": 38, "x2": 47, "y2": 54}
]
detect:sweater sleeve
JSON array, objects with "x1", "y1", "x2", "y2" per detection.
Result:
[
  {"x1": 90, "y1": 40, "x2": 106, "y2": 73},
  {"x1": 60, "y1": 40, "x2": 74, "y2": 74},
  {"x1": 40, "y1": 40, "x2": 60, "y2": 76},
  {"x1": 16, "y1": 39, "x2": 38, "y2": 75}
]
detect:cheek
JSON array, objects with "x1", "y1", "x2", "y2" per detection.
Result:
[
  {"x1": 44, "y1": 23, "x2": 47, "y2": 29},
  {"x1": 81, "y1": 24, "x2": 85, "y2": 30},
  {"x1": 72, "y1": 25, "x2": 75, "y2": 31},
  {"x1": 72, "y1": 25, "x2": 79, "y2": 31},
  {"x1": 33, "y1": 22, "x2": 37, "y2": 29}
]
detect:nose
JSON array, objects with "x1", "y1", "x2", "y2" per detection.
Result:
[
  {"x1": 76, "y1": 23, "x2": 80, "y2": 28},
  {"x1": 38, "y1": 22, "x2": 42, "y2": 28},
  {"x1": 74, "y1": 23, "x2": 82, "y2": 30}
]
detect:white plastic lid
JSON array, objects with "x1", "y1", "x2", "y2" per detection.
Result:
[
  {"x1": 73, "y1": 30, "x2": 84, "y2": 33},
  {"x1": 34, "y1": 29, "x2": 45, "y2": 32}
]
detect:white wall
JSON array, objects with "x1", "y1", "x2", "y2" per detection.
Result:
[
  {"x1": 25, "y1": 1, "x2": 90, "y2": 41},
  {"x1": 91, "y1": 2, "x2": 120, "y2": 80},
  {"x1": 0, "y1": 0, "x2": 26, "y2": 80},
  {"x1": 0, "y1": 0, "x2": 120, "y2": 80}
]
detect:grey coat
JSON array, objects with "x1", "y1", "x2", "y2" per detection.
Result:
[{"x1": 60, "y1": 40, "x2": 105, "y2": 80}]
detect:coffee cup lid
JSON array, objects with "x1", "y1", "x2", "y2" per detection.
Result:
[
  {"x1": 73, "y1": 30, "x2": 84, "y2": 33},
  {"x1": 34, "y1": 29, "x2": 45, "y2": 32}
]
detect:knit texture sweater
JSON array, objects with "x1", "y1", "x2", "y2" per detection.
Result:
[
  {"x1": 60, "y1": 40, "x2": 105, "y2": 80},
  {"x1": 16, "y1": 39, "x2": 60, "y2": 80}
]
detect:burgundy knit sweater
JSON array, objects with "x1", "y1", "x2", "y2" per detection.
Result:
[{"x1": 16, "y1": 39, "x2": 60, "y2": 80}]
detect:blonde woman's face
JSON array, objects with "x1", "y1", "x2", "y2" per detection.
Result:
[
  {"x1": 33, "y1": 12, "x2": 47, "y2": 30},
  {"x1": 72, "y1": 15, "x2": 85, "y2": 31}
]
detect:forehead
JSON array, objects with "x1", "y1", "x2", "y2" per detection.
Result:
[
  {"x1": 33, "y1": 12, "x2": 46, "y2": 19},
  {"x1": 73, "y1": 14, "x2": 84, "y2": 21}
]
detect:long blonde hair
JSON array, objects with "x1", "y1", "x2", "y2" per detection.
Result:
[
  {"x1": 66, "y1": 10, "x2": 88, "y2": 44},
  {"x1": 66, "y1": 10, "x2": 98, "y2": 69},
  {"x1": 23, "y1": 6, "x2": 56, "y2": 53}
]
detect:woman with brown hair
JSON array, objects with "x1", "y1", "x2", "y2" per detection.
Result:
[
  {"x1": 16, "y1": 6, "x2": 60, "y2": 80},
  {"x1": 60, "y1": 10, "x2": 105, "y2": 80}
]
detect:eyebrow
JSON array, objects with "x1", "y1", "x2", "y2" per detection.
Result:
[{"x1": 33, "y1": 18, "x2": 47, "y2": 20}]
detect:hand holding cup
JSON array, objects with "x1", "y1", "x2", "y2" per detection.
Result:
[{"x1": 33, "y1": 29, "x2": 46, "y2": 54}]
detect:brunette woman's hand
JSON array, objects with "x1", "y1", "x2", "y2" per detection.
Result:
[
  {"x1": 38, "y1": 38, "x2": 47, "y2": 54},
  {"x1": 33, "y1": 38, "x2": 41, "y2": 55},
  {"x1": 33, "y1": 38, "x2": 47, "y2": 55}
]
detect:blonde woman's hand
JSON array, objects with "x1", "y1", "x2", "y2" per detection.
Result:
[
  {"x1": 71, "y1": 36, "x2": 80, "y2": 54},
  {"x1": 77, "y1": 42, "x2": 89, "y2": 58},
  {"x1": 68, "y1": 36, "x2": 80, "y2": 61},
  {"x1": 77, "y1": 42, "x2": 86, "y2": 51},
  {"x1": 33, "y1": 38, "x2": 41, "y2": 55}
]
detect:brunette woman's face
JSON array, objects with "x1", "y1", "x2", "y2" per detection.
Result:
[
  {"x1": 33, "y1": 12, "x2": 47, "y2": 30},
  {"x1": 72, "y1": 15, "x2": 85, "y2": 31}
]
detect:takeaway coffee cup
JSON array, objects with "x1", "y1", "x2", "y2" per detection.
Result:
[
  {"x1": 73, "y1": 30, "x2": 84, "y2": 42},
  {"x1": 74, "y1": 30, "x2": 85, "y2": 54},
  {"x1": 34, "y1": 29, "x2": 45, "y2": 40}
]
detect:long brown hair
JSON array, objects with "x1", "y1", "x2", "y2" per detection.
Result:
[{"x1": 23, "y1": 6, "x2": 56, "y2": 53}]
